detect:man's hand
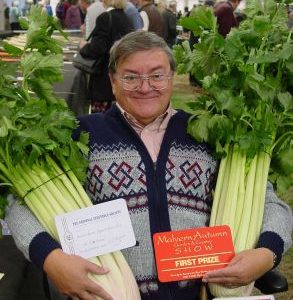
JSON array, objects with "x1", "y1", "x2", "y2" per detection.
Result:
[
  {"x1": 43, "y1": 249, "x2": 113, "y2": 300},
  {"x1": 202, "y1": 248, "x2": 275, "y2": 287}
]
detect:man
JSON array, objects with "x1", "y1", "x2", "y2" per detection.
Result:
[
  {"x1": 214, "y1": 0, "x2": 241, "y2": 37},
  {"x1": 5, "y1": 31, "x2": 293, "y2": 300},
  {"x1": 82, "y1": 0, "x2": 105, "y2": 39},
  {"x1": 55, "y1": 0, "x2": 70, "y2": 28},
  {"x1": 161, "y1": 0, "x2": 177, "y2": 48},
  {"x1": 125, "y1": 0, "x2": 143, "y2": 30},
  {"x1": 139, "y1": 0, "x2": 165, "y2": 38}
]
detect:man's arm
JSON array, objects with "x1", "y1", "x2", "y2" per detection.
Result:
[
  {"x1": 5, "y1": 201, "x2": 60, "y2": 266},
  {"x1": 5, "y1": 201, "x2": 112, "y2": 300},
  {"x1": 257, "y1": 182, "x2": 293, "y2": 264}
]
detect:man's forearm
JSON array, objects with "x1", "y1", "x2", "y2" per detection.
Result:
[{"x1": 5, "y1": 201, "x2": 60, "y2": 268}]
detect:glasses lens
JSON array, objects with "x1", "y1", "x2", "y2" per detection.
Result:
[
  {"x1": 122, "y1": 75, "x2": 140, "y2": 91},
  {"x1": 121, "y1": 74, "x2": 172, "y2": 91},
  {"x1": 149, "y1": 74, "x2": 169, "y2": 90}
]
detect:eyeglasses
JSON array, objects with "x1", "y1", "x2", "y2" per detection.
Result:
[{"x1": 119, "y1": 73, "x2": 173, "y2": 91}]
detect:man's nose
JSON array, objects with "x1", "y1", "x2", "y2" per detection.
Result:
[{"x1": 139, "y1": 78, "x2": 153, "y2": 92}]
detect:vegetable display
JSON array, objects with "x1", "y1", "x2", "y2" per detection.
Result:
[
  {"x1": 174, "y1": 0, "x2": 292, "y2": 297},
  {"x1": 0, "y1": 6, "x2": 140, "y2": 299}
]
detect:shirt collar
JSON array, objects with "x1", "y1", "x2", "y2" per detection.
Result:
[{"x1": 116, "y1": 102, "x2": 176, "y2": 132}]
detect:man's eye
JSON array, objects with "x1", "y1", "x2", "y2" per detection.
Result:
[
  {"x1": 124, "y1": 75, "x2": 138, "y2": 81},
  {"x1": 150, "y1": 74, "x2": 164, "y2": 81}
]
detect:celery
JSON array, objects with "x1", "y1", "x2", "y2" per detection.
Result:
[
  {"x1": 0, "y1": 6, "x2": 141, "y2": 299},
  {"x1": 176, "y1": 0, "x2": 293, "y2": 297}
]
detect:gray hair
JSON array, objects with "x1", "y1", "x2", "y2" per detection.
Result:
[{"x1": 108, "y1": 31, "x2": 176, "y2": 74}]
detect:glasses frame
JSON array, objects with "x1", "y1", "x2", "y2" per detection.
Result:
[{"x1": 118, "y1": 72, "x2": 174, "y2": 91}]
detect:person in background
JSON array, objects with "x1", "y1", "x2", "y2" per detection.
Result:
[
  {"x1": 22, "y1": 0, "x2": 34, "y2": 16},
  {"x1": 183, "y1": 5, "x2": 189, "y2": 16},
  {"x1": 79, "y1": 0, "x2": 93, "y2": 35},
  {"x1": 65, "y1": 0, "x2": 82, "y2": 29},
  {"x1": 5, "y1": 30, "x2": 293, "y2": 300},
  {"x1": 83, "y1": 0, "x2": 105, "y2": 39},
  {"x1": 44, "y1": 0, "x2": 53, "y2": 16},
  {"x1": 9, "y1": 1, "x2": 21, "y2": 31},
  {"x1": 4, "y1": 4, "x2": 10, "y2": 30},
  {"x1": 78, "y1": 0, "x2": 133, "y2": 113},
  {"x1": 176, "y1": 8, "x2": 181, "y2": 19},
  {"x1": 129, "y1": 0, "x2": 139, "y2": 9},
  {"x1": 78, "y1": 0, "x2": 88, "y2": 25},
  {"x1": 124, "y1": 0, "x2": 143, "y2": 30},
  {"x1": 66, "y1": 0, "x2": 105, "y2": 117},
  {"x1": 138, "y1": 0, "x2": 165, "y2": 38},
  {"x1": 214, "y1": 0, "x2": 241, "y2": 37},
  {"x1": 55, "y1": 0, "x2": 70, "y2": 28},
  {"x1": 160, "y1": 0, "x2": 177, "y2": 48}
]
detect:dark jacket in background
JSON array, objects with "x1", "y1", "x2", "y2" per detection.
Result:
[
  {"x1": 140, "y1": 3, "x2": 165, "y2": 38},
  {"x1": 214, "y1": 1, "x2": 238, "y2": 37},
  {"x1": 162, "y1": 8, "x2": 177, "y2": 47},
  {"x1": 79, "y1": 9, "x2": 133, "y2": 102}
]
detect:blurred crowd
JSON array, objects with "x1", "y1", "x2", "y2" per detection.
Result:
[
  {"x1": 3, "y1": 0, "x2": 180, "y2": 47},
  {"x1": 2, "y1": 0, "x2": 293, "y2": 115},
  {"x1": 3, "y1": 0, "x2": 293, "y2": 41}
]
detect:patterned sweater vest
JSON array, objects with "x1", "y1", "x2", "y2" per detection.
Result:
[{"x1": 75, "y1": 105, "x2": 219, "y2": 299}]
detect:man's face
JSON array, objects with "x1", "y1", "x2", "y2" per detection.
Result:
[{"x1": 110, "y1": 49, "x2": 173, "y2": 125}]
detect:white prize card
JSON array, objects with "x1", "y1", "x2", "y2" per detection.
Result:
[
  {"x1": 213, "y1": 296, "x2": 275, "y2": 300},
  {"x1": 0, "y1": 273, "x2": 4, "y2": 280},
  {"x1": 55, "y1": 198, "x2": 136, "y2": 258}
]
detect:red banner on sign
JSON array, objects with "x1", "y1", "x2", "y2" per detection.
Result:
[{"x1": 153, "y1": 225, "x2": 235, "y2": 282}]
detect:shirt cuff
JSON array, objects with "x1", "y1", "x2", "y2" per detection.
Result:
[
  {"x1": 29, "y1": 232, "x2": 61, "y2": 269},
  {"x1": 256, "y1": 231, "x2": 284, "y2": 268}
]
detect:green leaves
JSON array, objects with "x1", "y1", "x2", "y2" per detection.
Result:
[
  {"x1": 0, "y1": 117, "x2": 15, "y2": 138},
  {"x1": 180, "y1": 6, "x2": 217, "y2": 35},
  {"x1": 0, "y1": 5, "x2": 90, "y2": 219},
  {"x1": 176, "y1": 0, "x2": 293, "y2": 194},
  {"x1": 24, "y1": 6, "x2": 66, "y2": 54},
  {"x1": 2, "y1": 42, "x2": 24, "y2": 57}
]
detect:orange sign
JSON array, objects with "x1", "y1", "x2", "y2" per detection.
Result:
[{"x1": 153, "y1": 225, "x2": 235, "y2": 282}]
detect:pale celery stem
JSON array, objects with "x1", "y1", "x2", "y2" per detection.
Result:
[
  {"x1": 25, "y1": 193, "x2": 56, "y2": 237},
  {"x1": 15, "y1": 164, "x2": 59, "y2": 236},
  {"x1": 112, "y1": 251, "x2": 141, "y2": 300},
  {"x1": 245, "y1": 152, "x2": 266, "y2": 249},
  {"x1": 19, "y1": 163, "x2": 66, "y2": 217},
  {"x1": 254, "y1": 152, "x2": 271, "y2": 242},
  {"x1": 59, "y1": 157, "x2": 93, "y2": 207},
  {"x1": 47, "y1": 156, "x2": 92, "y2": 207},
  {"x1": 5, "y1": 164, "x2": 54, "y2": 235},
  {"x1": 47, "y1": 158, "x2": 89, "y2": 209},
  {"x1": 209, "y1": 143, "x2": 230, "y2": 225},
  {"x1": 220, "y1": 146, "x2": 242, "y2": 239},
  {"x1": 32, "y1": 164, "x2": 80, "y2": 213},
  {"x1": 233, "y1": 151, "x2": 246, "y2": 239},
  {"x1": 88, "y1": 256, "x2": 117, "y2": 299},
  {"x1": 234, "y1": 155, "x2": 257, "y2": 252},
  {"x1": 209, "y1": 281, "x2": 254, "y2": 298},
  {"x1": 99, "y1": 254, "x2": 126, "y2": 300},
  {"x1": 52, "y1": 177, "x2": 81, "y2": 211},
  {"x1": 11, "y1": 165, "x2": 57, "y2": 236},
  {"x1": 51, "y1": 166, "x2": 88, "y2": 208},
  {"x1": 212, "y1": 144, "x2": 233, "y2": 225}
]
